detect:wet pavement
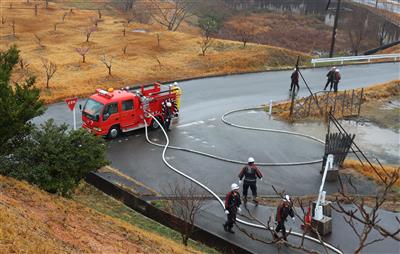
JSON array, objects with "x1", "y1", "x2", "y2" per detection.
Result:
[{"x1": 35, "y1": 63, "x2": 400, "y2": 253}]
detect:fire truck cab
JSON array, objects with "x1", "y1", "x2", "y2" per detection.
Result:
[{"x1": 81, "y1": 83, "x2": 178, "y2": 138}]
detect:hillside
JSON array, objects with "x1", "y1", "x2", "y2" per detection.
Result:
[
  {"x1": 0, "y1": 175, "x2": 208, "y2": 253},
  {"x1": 0, "y1": 1, "x2": 309, "y2": 103}
]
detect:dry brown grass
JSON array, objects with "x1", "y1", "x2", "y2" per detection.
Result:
[
  {"x1": 342, "y1": 159, "x2": 400, "y2": 188},
  {"x1": 0, "y1": 1, "x2": 308, "y2": 103},
  {"x1": 0, "y1": 175, "x2": 201, "y2": 254}
]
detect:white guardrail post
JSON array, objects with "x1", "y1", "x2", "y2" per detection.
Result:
[{"x1": 311, "y1": 54, "x2": 400, "y2": 67}]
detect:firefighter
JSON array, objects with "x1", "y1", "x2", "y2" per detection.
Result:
[
  {"x1": 274, "y1": 195, "x2": 295, "y2": 241},
  {"x1": 333, "y1": 69, "x2": 341, "y2": 93},
  {"x1": 289, "y1": 68, "x2": 299, "y2": 92},
  {"x1": 171, "y1": 82, "x2": 182, "y2": 110},
  {"x1": 238, "y1": 157, "x2": 263, "y2": 205},
  {"x1": 162, "y1": 100, "x2": 173, "y2": 131},
  {"x1": 223, "y1": 183, "x2": 242, "y2": 233},
  {"x1": 324, "y1": 66, "x2": 336, "y2": 91}
]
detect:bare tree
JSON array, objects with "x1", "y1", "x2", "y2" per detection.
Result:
[
  {"x1": 41, "y1": 58, "x2": 57, "y2": 89},
  {"x1": 149, "y1": 0, "x2": 194, "y2": 31},
  {"x1": 34, "y1": 33, "x2": 44, "y2": 48},
  {"x1": 331, "y1": 162, "x2": 400, "y2": 253},
  {"x1": 10, "y1": 20, "x2": 15, "y2": 36},
  {"x1": 377, "y1": 21, "x2": 389, "y2": 46},
  {"x1": 62, "y1": 12, "x2": 68, "y2": 22},
  {"x1": 1, "y1": 16, "x2": 6, "y2": 25},
  {"x1": 91, "y1": 17, "x2": 99, "y2": 27},
  {"x1": 122, "y1": 45, "x2": 128, "y2": 55},
  {"x1": 127, "y1": 1, "x2": 151, "y2": 24},
  {"x1": 123, "y1": 25, "x2": 126, "y2": 37},
  {"x1": 98, "y1": 9, "x2": 102, "y2": 19},
  {"x1": 165, "y1": 182, "x2": 207, "y2": 246},
  {"x1": 54, "y1": 22, "x2": 60, "y2": 31},
  {"x1": 76, "y1": 47, "x2": 90, "y2": 63},
  {"x1": 156, "y1": 33, "x2": 160, "y2": 48},
  {"x1": 100, "y1": 54, "x2": 113, "y2": 76},
  {"x1": 34, "y1": 4, "x2": 38, "y2": 16},
  {"x1": 198, "y1": 17, "x2": 217, "y2": 56},
  {"x1": 346, "y1": 9, "x2": 369, "y2": 55},
  {"x1": 19, "y1": 58, "x2": 29, "y2": 70},
  {"x1": 85, "y1": 26, "x2": 96, "y2": 42},
  {"x1": 153, "y1": 56, "x2": 162, "y2": 70}
]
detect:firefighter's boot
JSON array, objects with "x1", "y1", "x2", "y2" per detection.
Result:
[
  {"x1": 243, "y1": 196, "x2": 248, "y2": 207},
  {"x1": 253, "y1": 197, "x2": 259, "y2": 206}
]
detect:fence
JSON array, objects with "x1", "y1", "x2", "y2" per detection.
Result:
[
  {"x1": 291, "y1": 88, "x2": 364, "y2": 121},
  {"x1": 311, "y1": 54, "x2": 400, "y2": 67}
]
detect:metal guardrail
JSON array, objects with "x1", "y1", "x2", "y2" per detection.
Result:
[{"x1": 311, "y1": 54, "x2": 400, "y2": 67}]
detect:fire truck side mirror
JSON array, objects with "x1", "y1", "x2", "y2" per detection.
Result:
[{"x1": 79, "y1": 104, "x2": 82, "y2": 111}]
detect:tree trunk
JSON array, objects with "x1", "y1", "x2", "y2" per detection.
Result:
[
  {"x1": 86, "y1": 34, "x2": 90, "y2": 42},
  {"x1": 46, "y1": 78, "x2": 49, "y2": 89},
  {"x1": 82, "y1": 55, "x2": 86, "y2": 63},
  {"x1": 108, "y1": 67, "x2": 111, "y2": 76}
]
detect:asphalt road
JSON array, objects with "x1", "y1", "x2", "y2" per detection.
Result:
[{"x1": 35, "y1": 62, "x2": 400, "y2": 253}]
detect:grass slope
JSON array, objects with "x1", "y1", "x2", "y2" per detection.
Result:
[
  {"x1": 1, "y1": 1, "x2": 309, "y2": 103},
  {"x1": 0, "y1": 175, "x2": 213, "y2": 253}
]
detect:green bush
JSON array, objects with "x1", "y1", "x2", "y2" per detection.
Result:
[{"x1": 1, "y1": 120, "x2": 108, "y2": 196}]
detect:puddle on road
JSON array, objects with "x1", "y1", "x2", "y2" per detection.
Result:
[{"x1": 226, "y1": 109, "x2": 400, "y2": 164}]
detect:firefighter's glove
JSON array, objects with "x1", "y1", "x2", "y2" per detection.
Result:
[
  {"x1": 238, "y1": 207, "x2": 242, "y2": 214},
  {"x1": 292, "y1": 217, "x2": 295, "y2": 223},
  {"x1": 224, "y1": 210, "x2": 230, "y2": 215},
  {"x1": 260, "y1": 178, "x2": 263, "y2": 182},
  {"x1": 239, "y1": 180, "x2": 242, "y2": 185}
]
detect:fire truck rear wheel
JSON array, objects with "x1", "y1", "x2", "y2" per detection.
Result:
[
  {"x1": 107, "y1": 125, "x2": 120, "y2": 139},
  {"x1": 151, "y1": 117, "x2": 162, "y2": 130}
]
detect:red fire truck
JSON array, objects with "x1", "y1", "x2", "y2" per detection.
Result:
[{"x1": 81, "y1": 83, "x2": 179, "y2": 138}]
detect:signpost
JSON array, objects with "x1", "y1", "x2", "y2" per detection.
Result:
[{"x1": 65, "y1": 97, "x2": 78, "y2": 130}]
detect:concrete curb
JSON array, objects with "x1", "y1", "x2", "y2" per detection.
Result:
[{"x1": 85, "y1": 172, "x2": 253, "y2": 254}]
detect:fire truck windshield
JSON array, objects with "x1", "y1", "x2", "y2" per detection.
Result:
[{"x1": 83, "y1": 99, "x2": 104, "y2": 121}]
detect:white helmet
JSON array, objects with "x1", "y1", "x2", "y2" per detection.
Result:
[
  {"x1": 248, "y1": 157, "x2": 255, "y2": 163},
  {"x1": 231, "y1": 183, "x2": 239, "y2": 191},
  {"x1": 173, "y1": 82, "x2": 178, "y2": 86},
  {"x1": 283, "y1": 194, "x2": 290, "y2": 202},
  {"x1": 333, "y1": 66, "x2": 336, "y2": 69},
  {"x1": 166, "y1": 102, "x2": 172, "y2": 107}
]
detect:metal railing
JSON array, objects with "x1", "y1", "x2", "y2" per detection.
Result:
[{"x1": 311, "y1": 53, "x2": 400, "y2": 67}]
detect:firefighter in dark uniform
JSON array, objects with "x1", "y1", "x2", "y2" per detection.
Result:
[
  {"x1": 289, "y1": 68, "x2": 300, "y2": 92},
  {"x1": 274, "y1": 195, "x2": 295, "y2": 241},
  {"x1": 161, "y1": 99, "x2": 177, "y2": 131},
  {"x1": 223, "y1": 183, "x2": 242, "y2": 233},
  {"x1": 324, "y1": 66, "x2": 336, "y2": 91},
  {"x1": 238, "y1": 157, "x2": 263, "y2": 205}
]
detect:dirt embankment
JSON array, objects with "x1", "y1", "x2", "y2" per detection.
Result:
[
  {"x1": 0, "y1": 175, "x2": 201, "y2": 254},
  {"x1": 1, "y1": 1, "x2": 308, "y2": 104}
]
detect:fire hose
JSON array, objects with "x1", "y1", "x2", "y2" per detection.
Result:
[{"x1": 143, "y1": 111, "x2": 342, "y2": 254}]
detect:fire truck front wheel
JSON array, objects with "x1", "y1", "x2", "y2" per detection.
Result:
[
  {"x1": 107, "y1": 125, "x2": 120, "y2": 139},
  {"x1": 151, "y1": 116, "x2": 163, "y2": 130}
]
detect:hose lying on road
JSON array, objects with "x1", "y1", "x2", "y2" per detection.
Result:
[
  {"x1": 143, "y1": 112, "x2": 342, "y2": 254},
  {"x1": 146, "y1": 106, "x2": 325, "y2": 166}
]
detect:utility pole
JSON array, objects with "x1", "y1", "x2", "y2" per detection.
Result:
[{"x1": 329, "y1": 0, "x2": 341, "y2": 58}]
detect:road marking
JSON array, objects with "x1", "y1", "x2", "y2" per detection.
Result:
[
  {"x1": 176, "y1": 120, "x2": 205, "y2": 128},
  {"x1": 188, "y1": 136, "x2": 194, "y2": 139},
  {"x1": 180, "y1": 131, "x2": 188, "y2": 135},
  {"x1": 207, "y1": 124, "x2": 216, "y2": 128},
  {"x1": 202, "y1": 141, "x2": 208, "y2": 144},
  {"x1": 135, "y1": 134, "x2": 141, "y2": 137},
  {"x1": 208, "y1": 118, "x2": 216, "y2": 121},
  {"x1": 152, "y1": 138, "x2": 159, "y2": 142},
  {"x1": 195, "y1": 138, "x2": 201, "y2": 141},
  {"x1": 165, "y1": 156, "x2": 175, "y2": 160}
]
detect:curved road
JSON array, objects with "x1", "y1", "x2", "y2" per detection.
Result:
[{"x1": 35, "y1": 62, "x2": 399, "y2": 254}]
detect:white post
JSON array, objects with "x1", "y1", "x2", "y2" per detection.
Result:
[
  {"x1": 314, "y1": 154, "x2": 334, "y2": 220},
  {"x1": 269, "y1": 100, "x2": 273, "y2": 116},
  {"x1": 73, "y1": 106, "x2": 76, "y2": 130}
]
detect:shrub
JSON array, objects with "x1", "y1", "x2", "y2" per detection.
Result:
[{"x1": 1, "y1": 120, "x2": 108, "y2": 196}]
